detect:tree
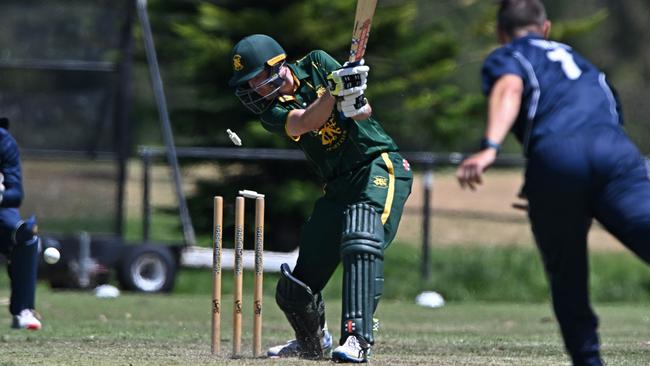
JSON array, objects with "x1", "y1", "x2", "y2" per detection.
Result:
[
  {"x1": 141, "y1": 0, "x2": 650, "y2": 248},
  {"x1": 139, "y1": 0, "x2": 486, "y2": 249},
  {"x1": 169, "y1": 0, "x2": 484, "y2": 150}
]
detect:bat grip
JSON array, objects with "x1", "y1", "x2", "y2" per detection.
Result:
[{"x1": 344, "y1": 60, "x2": 362, "y2": 68}]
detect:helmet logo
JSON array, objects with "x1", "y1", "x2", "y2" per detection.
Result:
[{"x1": 233, "y1": 55, "x2": 244, "y2": 71}]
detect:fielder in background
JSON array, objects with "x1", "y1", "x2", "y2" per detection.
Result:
[
  {"x1": 0, "y1": 117, "x2": 41, "y2": 330},
  {"x1": 228, "y1": 34, "x2": 412, "y2": 362},
  {"x1": 457, "y1": 1, "x2": 650, "y2": 365}
]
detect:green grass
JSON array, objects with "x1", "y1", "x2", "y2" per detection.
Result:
[
  {"x1": 0, "y1": 289, "x2": 649, "y2": 365},
  {"x1": 117, "y1": 210, "x2": 650, "y2": 303},
  {"x1": 1, "y1": 244, "x2": 650, "y2": 364},
  {"x1": 3, "y1": 214, "x2": 650, "y2": 364},
  {"x1": 123, "y1": 209, "x2": 188, "y2": 244},
  {"x1": 172, "y1": 244, "x2": 650, "y2": 303}
]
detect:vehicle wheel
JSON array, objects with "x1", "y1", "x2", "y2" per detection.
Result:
[{"x1": 117, "y1": 245, "x2": 176, "y2": 293}]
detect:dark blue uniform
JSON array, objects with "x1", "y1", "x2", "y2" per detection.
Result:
[
  {"x1": 483, "y1": 34, "x2": 650, "y2": 366},
  {"x1": 0, "y1": 128, "x2": 39, "y2": 316}
]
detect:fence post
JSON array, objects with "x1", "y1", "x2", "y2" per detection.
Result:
[
  {"x1": 142, "y1": 148, "x2": 152, "y2": 242},
  {"x1": 421, "y1": 162, "x2": 434, "y2": 281}
]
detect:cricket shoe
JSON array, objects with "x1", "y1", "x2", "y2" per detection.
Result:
[
  {"x1": 11, "y1": 309, "x2": 42, "y2": 330},
  {"x1": 332, "y1": 335, "x2": 370, "y2": 363},
  {"x1": 267, "y1": 328, "x2": 333, "y2": 358}
]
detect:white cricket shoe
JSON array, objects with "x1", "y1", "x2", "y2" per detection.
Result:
[
  {"x1": 332, "y1": 335, "x2": 370, "y2": 363},
  {"x1": 11, "y1": 309, "x2": 42, "y2": 330},
  {"x1": 267, "y1": 328, "x2": 333, "y2": 358}
]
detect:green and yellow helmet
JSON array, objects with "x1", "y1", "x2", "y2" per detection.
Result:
[
  {"x1": 229, "y1": 34, "x2": 286, "y2": 87},
  {"x1": 229, "y1": 34, "x2": 287, "y2": 114}
]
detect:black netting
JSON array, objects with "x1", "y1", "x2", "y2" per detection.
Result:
[
  {"x1": 0, "y1": 1, "x2": 125, "y2": 62},
  {"x1": 0, "y1": 70, "x2": 116, "y2": 151},
  {"x1": 0, "y1": 0, "x2": 132, "y2": 235},
  {"x1": 0, "y1": 0, "x2": 129, "y2": 152}
]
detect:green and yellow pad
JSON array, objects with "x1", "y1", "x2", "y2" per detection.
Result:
[{"x1": 340, "y1": 203, "x2": 384, "y2": 346}]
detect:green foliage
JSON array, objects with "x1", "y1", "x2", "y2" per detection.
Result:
[
  {"x1": 551, "y1": 9, "x2": 609, "y2": 41},
  {"x1": 140, "y1": 1, "x2": 649, "y2": 250},
  {"x1": 145, "y1": 1, "x2": 487, "y2": 242},
  {"x1": 172, "y1": 244, "x2": 650, "y2": 303},
  {"x1": 165, "y1": 0, "x2": 484, "y2": 150},
  {"x1": 590, "y1": 254, "x2": 650, "y2": 302}
]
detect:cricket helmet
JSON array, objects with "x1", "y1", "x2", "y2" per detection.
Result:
[{"x1": 229, "y1": 34, "x2": 287, "y2": 114}]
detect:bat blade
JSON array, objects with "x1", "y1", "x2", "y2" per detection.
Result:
[{"x1": 348, "y1": 0, "x2": 378, "y2": 64}]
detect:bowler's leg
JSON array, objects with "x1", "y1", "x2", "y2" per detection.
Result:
[
  {"x1": 527, "y1": 164, "x2": 602, "y2": 365},
  {"x1": 594, "y1": 158, "x2": 650, "y2": 263},
  {"x1": 529, "y1": 207, "x2": 601, "y2": 366}
]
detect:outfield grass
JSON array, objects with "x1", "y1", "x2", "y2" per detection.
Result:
[
  {"x1": 0, "y1": 288, "x2": 648, "y2": 365},
  {"x1": 171, "y1": 244, "x2": 650, "y2": 304}
]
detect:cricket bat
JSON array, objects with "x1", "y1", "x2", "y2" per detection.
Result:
[{"x1": 348, "y1": 0, "x2": 378, "y2": 65}]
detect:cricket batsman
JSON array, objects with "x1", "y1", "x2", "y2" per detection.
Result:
[
  {"x1": 228, "y1": 34, "x2": 413, "y2": 362},
  {"x1": 457, "y1": 1, "x2": 650, "y2": 365}
]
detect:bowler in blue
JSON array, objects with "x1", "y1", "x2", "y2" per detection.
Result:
[{"x1": 456, "y1": 1, "x2": 650, "y2": 365}]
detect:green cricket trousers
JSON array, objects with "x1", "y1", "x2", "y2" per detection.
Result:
[{"x1": 291, "y1": 151, "x2": 413, "y2": 294}]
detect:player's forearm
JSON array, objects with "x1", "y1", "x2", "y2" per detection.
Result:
[
  {"x1": 485, "y1": 75, "x2": 523, "y2": 144},
  {"x1": 286, "y1": 92, "x2": 336, "y2": 136}
]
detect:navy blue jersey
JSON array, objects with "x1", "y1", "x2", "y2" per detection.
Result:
[
  {"x1": 0, "y1": 128, "x2": 23, "y2": 228},
  {"x1": 482, "y1": 34, "x2": 622, "y2": 155}
]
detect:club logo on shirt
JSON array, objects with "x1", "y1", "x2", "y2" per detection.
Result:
[
  {"x1": 318, "y1": 117, "x2": 346, "y2": 150},
  {"x1": 233, "y1": 55, "x2": 244, "y2": 71},
  {"x1": 372, "y1": 175, "x2": 388, "y2": 188}
]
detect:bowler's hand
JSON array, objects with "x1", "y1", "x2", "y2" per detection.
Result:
[{"x1": 456, "y1": 149, "x2": 497, "y2": 190}]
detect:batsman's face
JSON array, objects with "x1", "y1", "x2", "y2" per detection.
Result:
[
  {"x1": 235, "y1": 62, "x2": 290, "y2": 114},
  {"x1": 248, "y1": 65, "x2": 291, "y2": 99}
]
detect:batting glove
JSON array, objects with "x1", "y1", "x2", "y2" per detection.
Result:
[
  {"x1": 327, "y1": 60, "x2": 370, "y2": 97},
  {"x1": 337, "y1": 90, "x2": 371, "y2": 118}
]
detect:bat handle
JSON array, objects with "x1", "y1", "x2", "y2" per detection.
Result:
[{"x1": 344, "y1": 60, "x2": 362, "y2": 68}]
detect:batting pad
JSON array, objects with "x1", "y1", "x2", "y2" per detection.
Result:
[{"x1": 340, "y1": 203, "x2": 384, "y2": 345}]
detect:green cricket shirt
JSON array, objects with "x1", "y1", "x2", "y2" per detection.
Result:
[{"x1": 260, "y1": 50, "x2": 399, "y2": 182}]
